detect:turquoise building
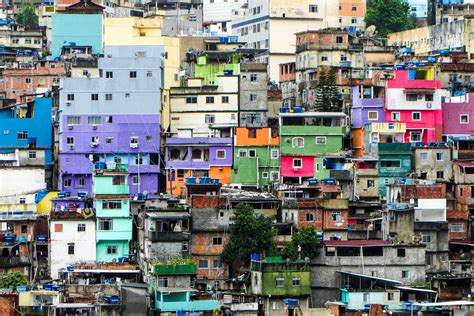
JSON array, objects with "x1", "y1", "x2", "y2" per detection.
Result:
[
  {"x1": 93, "y1": 163, "x2": 132, "y2": 262},
  {"x1": 51, "y1": 0, "x2": 104, "y2": 58}
]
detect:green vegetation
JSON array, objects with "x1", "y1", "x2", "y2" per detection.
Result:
[
  {"x1": 283, "y1": 226, "x2": 320, "y2": 261},
  {"x1": 222, "y1": 204, "x2": 276, "y2": 265},
  {"x1": 16, "y1": 1, "x2": 39, "y2": 30},
  {"x1": 365, "y1": 0, "x2": 415, "y2": 38},
  {"x1": 314, "y1": 67, "x2": 341, "y2": 112},
  {"x1": 0, "y1": 272, "x2": 29, "y2": 288}
]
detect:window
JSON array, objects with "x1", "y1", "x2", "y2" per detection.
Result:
[
  {"x1": 19, "y1": 198, "x2": 26, "y2": 204},
  {"x1": 316, "y1": 137, "x2": 326, "y2": 144},
  {"x1": 250, "y1": 74, "x2": 257, "y2": 81},
  {"x1": 388, "y1": 292, "x2": 395, "y2": 301},
  {"x1": 275, "y1": 278, "x2": 284, "y2": 287},
  {"x1": 293, "y1": 159, "x2": 302, "y2": 168},
  {"x1": 273, "y1": 301, "x2": 281, "y2": 310},
  {"x1": 270, "y1": 171, "x2": 279, "y2": 182},
  {"x1": 292, "y1": 277, "x2": 301, "y2": 286},
  {"x1": 460, "y1": 114, "x2": 469, "y2": 124},
  {"x1": 147, "y1": 71, "x2": 153, "y2": 77},
  {"x1": 105, "y1": 94, "x2": 113, "y2": 101},
  {"x1": 107, "y1": 245, "x2": 118, "y2": 254},
  {"x1": 99, "y1": 218, "x2": 113, "y2": 230},
  {"x1": 367, "y1": 179, "x2": 375, "y2": 188},
  {"x1": 250, "y1": 94, "x2": 257, "y2": 101},
  {"x1": 436, "y1": 152, "x2": 444, "y2": 161},
  {"x1": 82, "y1": 70, "x2": 89, "y2": 76},
  {"x1": 198, "y1": 259, "x2": 209, "y2": 269},
  {"x1": 332, "y1": 211, "x2": 341, "y2": 221},
  {"x1": 406, "y1": 94, "x2": 418, "y2": 101},
  {"x1": 271, "y1": 149, "x2": 279, "y2": 159},
  {"x1": 67, "y1": 94, "x2": 74, "y2": 101},
  {"x1": 340, "y1": 54, "x2": 347, "y2": 61},
  {"x1": 212, "y1": 237, "x2": 223, "y2": 245},
  {"x1": 309, "y1": 4, "x2": 318, "y2": 12},
  {"x1": 450, "y1": 224, "x2": 464, "y2": 232},
  {"x1": 397, "y1": 249, "x2": 406, "y2": 257},
  {"x1": 420, "y1": 152, "x2": 428, "y2": 160},
  {"x1": 106, "y1": 71, "x2": 113, "y2": 78},
  {"x1": 68, "y1": 243, "x2": 75, "y2": 255},
  {"x1": 381, "y1": 160, "x2": 401, "y2": 168},
  {"x1": 157, "y1": 277, "x2": 168, "y2": 287},
  {"x1": 206, "y1": 96, "x2": 215, "y2": 103},
  {"x1": 102, "y1": 201, "x2": 122, "y2": 209},
  {"x1": 205, "y1": 114, "x2": 215, "y2": 124},
  {"x1": 106, "y1": 116, "x2": 113, "y2": 124},
  {"x1": 402, "y1": 270, "x2": 410, "y2": 278},
  {"x1": 67, "y1": 116, "x2": 81, "y2": 125},
  {"x1": 78, "y1": 178, "x2": 85, "y2": 187},
  {"x1": 106, "y1": 137, "x2": 113, "y2": 144},
  {"x1": 248, "y1": 149, "x2": 256, "y2": 157},
  {"x1": 64, "y1": 179, "x2": 72, "y2": 187},
  {"x1": 66, "y1": 137, "x2": 74, "y2": 145},
  {"x1": 321, "y1": 55, "x2": 328, "y2": 61},
  {"x1": 77, "y1": 224, "x2": 86, "y2": 232},
  {"x1": 368, "y1": 111, "x2": 378, "y2": 120},
  {"x1": 130, "y1": 71, "x2": 137, "y2": 78},
  {"x1": 412, "y1": 112, "x2": 421, "y2": 121},
  {"x1": 363, "y1": 293, "x2": 369, "y2": 302},
  {"x1": 336, "y1": 36, "x2": 343, "y2": 43},
  {"x1": 391, "y1": 112, "x2": 400, "y2": 121},
  {"x1": 238, "y1": 149, "x2": 247, "y2": 157},
  {"x1": 213, "y1": 259, "x2": 223, "y2": 269},
  {"x1": 437, "y1": 171, "x2": 444, "y2": 179},
  {"x1": 262, "y1": 172, "x2": 269, "y2": 178},
  {"x1": 55, "y1": 224, "x2": 63, "y2": 232},
  {"x1": 410, "y1": 132, "x2": 422, "y2": 142},
  {"x1": 25, "y1": 78, "x2": 32, "y2": 84},
  {"x1": 91, "y1": 93, "x2": 98, "y2": 101},
  {"x1": 28, "y1": 151, "x2": 36, "y2": 159},
  {"x1": 88, "y1": 116, "x2": 101, "y2": 125},
  {"x1": 222, "y1": 96, "x2": 229, "y2": 103},
  {"x1": 186, "y1": 96, "x2": 197, "y2": 104},
  {"x1": 130, "y1": 136, "x2": 139, "y2": 145},
  {"x1": 216, "y1": 150, "x2": 226, "y2": 159},
  {"x1": 135, "y1": 156, "x2": 143, "y2": 165},
  {"x1": 352, "y1": 5, "x2": 357, "y2": 11},
  {"x1": 422, "y1": 235, "x2": 431, "y2": 243},
  {"x1": 351, "y1": 18, "x2": 357, "y2": 24},
  {"x1": 292, "y1": 137, "x2": 304, "y2": 148},
  {"x1": 306, "y1": 213, "x2": 314, "y2": 221},
  {"x1": 17, "y1": 131, "x2": 28, "y2": 140}
]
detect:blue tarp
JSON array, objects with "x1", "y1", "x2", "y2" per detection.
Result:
[{"x1": 34, "y1": 189, "x2": 49, "y2": 204}]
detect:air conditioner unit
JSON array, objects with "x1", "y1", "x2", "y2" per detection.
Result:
[
  {"x1": 92, "y1": 125, "x2": 98, "y2": 130},
  {"x1": 66, "y1": 102, "x2": 72, "y2": 107},
  {"x1": 68, "y1": 125, "x2": 73, "y2": 130},
  {"x1": 69, "y1": 144, "x2": 75, "y2": 150},
  {"x1": 130, "y1": 143, "x2": 138, "y2": 149},
  {"x1": 90, "y1": 142, "x2": 99, "y2": 147},
  {"x1": 293, "y1": 166, "x2": 300, "y2": 171}
]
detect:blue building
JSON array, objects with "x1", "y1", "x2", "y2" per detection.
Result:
[
  {"x1": 51, "y1": 0, "x2": 104, "y2": 58},
  {"x1": 0, "y1": 97, "x2": 53, "y2": 168}
]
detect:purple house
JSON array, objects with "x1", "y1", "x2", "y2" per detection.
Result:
[
  {"x1": 443, "y1": 93, "x2": 474, "y2": 138},
  {"x1": 165, "y1": 137, "x2": 232, "y2": 196},
  {"x1": 351, "y1": 86, "x2": 385, "y2": 128}
]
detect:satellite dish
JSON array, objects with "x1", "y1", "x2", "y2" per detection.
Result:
[{"x1": 365, "y1": 25, "x2": 376, "y2": 37}]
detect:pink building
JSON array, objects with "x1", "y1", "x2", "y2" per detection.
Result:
[
  {"x1": 280, "y1": 156, "x2": 315, "y2": 179},
  {"x1": 442, "y1": 93, "x2": 474, "y2": 138},
  {"x1": 385, "y1": 69, "x2": 446, "y2": 143}
]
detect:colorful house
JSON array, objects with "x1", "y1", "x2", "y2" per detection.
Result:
[
  {"x1": 232, "y1": 127, "x2": 280, "y2": 189},
  {"x1": 279, "y1": 112, "x2": 346, "y2": 184},
  {"x1": 442, "y1": 93, "x2": 474, "y2": 139},
  {"x1": 378, "y1": 143, "x2": 413, "y2": 198},
  {"x1": 59, "y1": 45, "x2": 162, "y2": 197},
  {"x1": 351, "y1": 86, "x2": 385, "y2": 156},
  {"x1": 93, "y1": 163, "x2": 132, "y2": 262},
  {"x1": 364, "y1": 122, "x2": 407, "y2": 154},
  {"x1": 385, "y1": 68, "x2": 446, "y2": 143},
  {"x1": 51, "y1": 0, "x2": 104, "y2": 58},
  {"x1": 165, "y1": 137, "x2": 232, "y2": 197}
]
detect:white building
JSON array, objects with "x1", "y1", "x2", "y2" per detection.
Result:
[
  {"x1": 50, "y1": 214, "x2": 96, "y2": 279},
  {"x1": 232, "y1": 0, "x2": 340, "y2": 81}
]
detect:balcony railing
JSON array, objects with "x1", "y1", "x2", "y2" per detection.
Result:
[{"x1": 146, "y1": 231, "x2": 190, "y2": 242}]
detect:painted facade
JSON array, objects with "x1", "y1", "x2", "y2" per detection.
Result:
[
  {"x1": 59, "y1": 45, "x2": 163, "y2": 197},
  {"x1": 279, "y1": 112, "x2": 346, "y2": 182},
  {"x1": 385, "y1": 69, "x2": 445, "y2": 143},
  {"x1": 442, "y1": 93, "x2": 474, "y2": 137},
  {"x1": 165, "y1": 137, "x2": 232, "y2": 196},
  {"x1": 232, "y1": 127, "x2": 280, "y2": 188},
  {"x1": 93, "y1": 164, "x2": 132, "y2": 262},
  {"x1": 378, "y1": 143, "x2": 413, "y2": 198}
]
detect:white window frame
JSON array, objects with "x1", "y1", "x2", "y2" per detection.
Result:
[
  {"x1": 315, "y1": 137, "x2": 326, "y2": 145},
  {"x1": 292, "y1": 137, "x2": 304, "y2": 148},
  {"x1": 248, "y1": 149, "x2": 257, "y2": 157},
  {"x1": 238, "y1": 149, "x2": 247, "y2": 157},
  {"x1": 262, "y1": 172, "x2": 269, "y2": 179},
  {"x1": 275, "y1": 277, "x2": 284, "y2": 287},
  {"x1": 293, "y1": 158, "x2": 303, "y2": 169},
  {"x1": 368, "y1": 111, "x2": 378, "y2": 121},
  {"x1": 420, "y1": 152, "x2": 428, "y2": 160},
  {"x1": 271, "y1": 149, "x2": 279, "y2": 159},
  {"x1": 410, "y1": 131, "x2": 422, "y2": 142},
  {"x1": 216, "y1": 149, "x2": 226, "y2": 159},
  {"x1": 77, "y1": 223, "x2": 86, "y2": 232},
  {"x1": 412, "y1": 112, "x2": 421, "y2": 121},
  {"x1": 270, "y1": 171, "x2": 279, "y2": 182},
  {"x1": 450, "y1": 224, "x2": 464, "y2": 232},
  {"x1": 460, "y1": 114, "x2": 469, "y2": 124},
  {"x1": 132, "y1": 175, "x2": 140, "y2": 185},
  {"x1": 391, "y1": 112, "x2": 400, "y2": 121},
  {"x1": 436, "y1": 152, "x2": 444, "y2": 161}
]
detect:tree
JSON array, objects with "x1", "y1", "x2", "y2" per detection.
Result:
[
  {"x1": 16, "y1": 1, "x2": 39, "y2": 30},
  {"x1": 0, "y1": 272, "x2": 29, "y2": 288},
  {"x1": 221, "y1": 204, "x2": 276, "y2": 266},
  {"x1": 283, "y1": 226, "x2": 320, "y2": 261},
  {"x1": 365, "y1": 0, "x2": 415, "y2": 38},
  {"x1": 314, "y1": 67, "x2": 341, "y2": 112}
]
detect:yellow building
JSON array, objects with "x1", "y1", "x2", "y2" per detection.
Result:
[{"x1": 104, "y1": 16, "x2": 181, "y2": 132}]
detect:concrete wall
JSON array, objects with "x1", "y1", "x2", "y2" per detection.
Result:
[{"x1": 414, "y1": 147, "x2": 453, "y2": 182}]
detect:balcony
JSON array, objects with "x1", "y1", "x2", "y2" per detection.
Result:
[
  {"x1": 330, "y1": 169, "x2": 353, "y2": 181},
  {"x1": 0, "y1": 257, "x2": 31, "y2": 268},
  {"x1": 147, "y1": 231, "x2": 190, "y2": 242}
]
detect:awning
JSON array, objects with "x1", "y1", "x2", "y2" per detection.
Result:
[
  {"x1": 337, "y1": 271, "x2": 402, "y2": 285},
  {"x1": 395, "y1": 286, "x2": 437, "y2": 293}
]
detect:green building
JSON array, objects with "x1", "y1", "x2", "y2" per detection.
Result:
[
  {"x1": 93, "y1": 163, "x2": 132, "y2": 262},
  {"x1": 250, "y1": 256, "x2": 311, "y2": 313},
  {"x1": 377, "y1": 143, "x2": 413, "y2": 198}
]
